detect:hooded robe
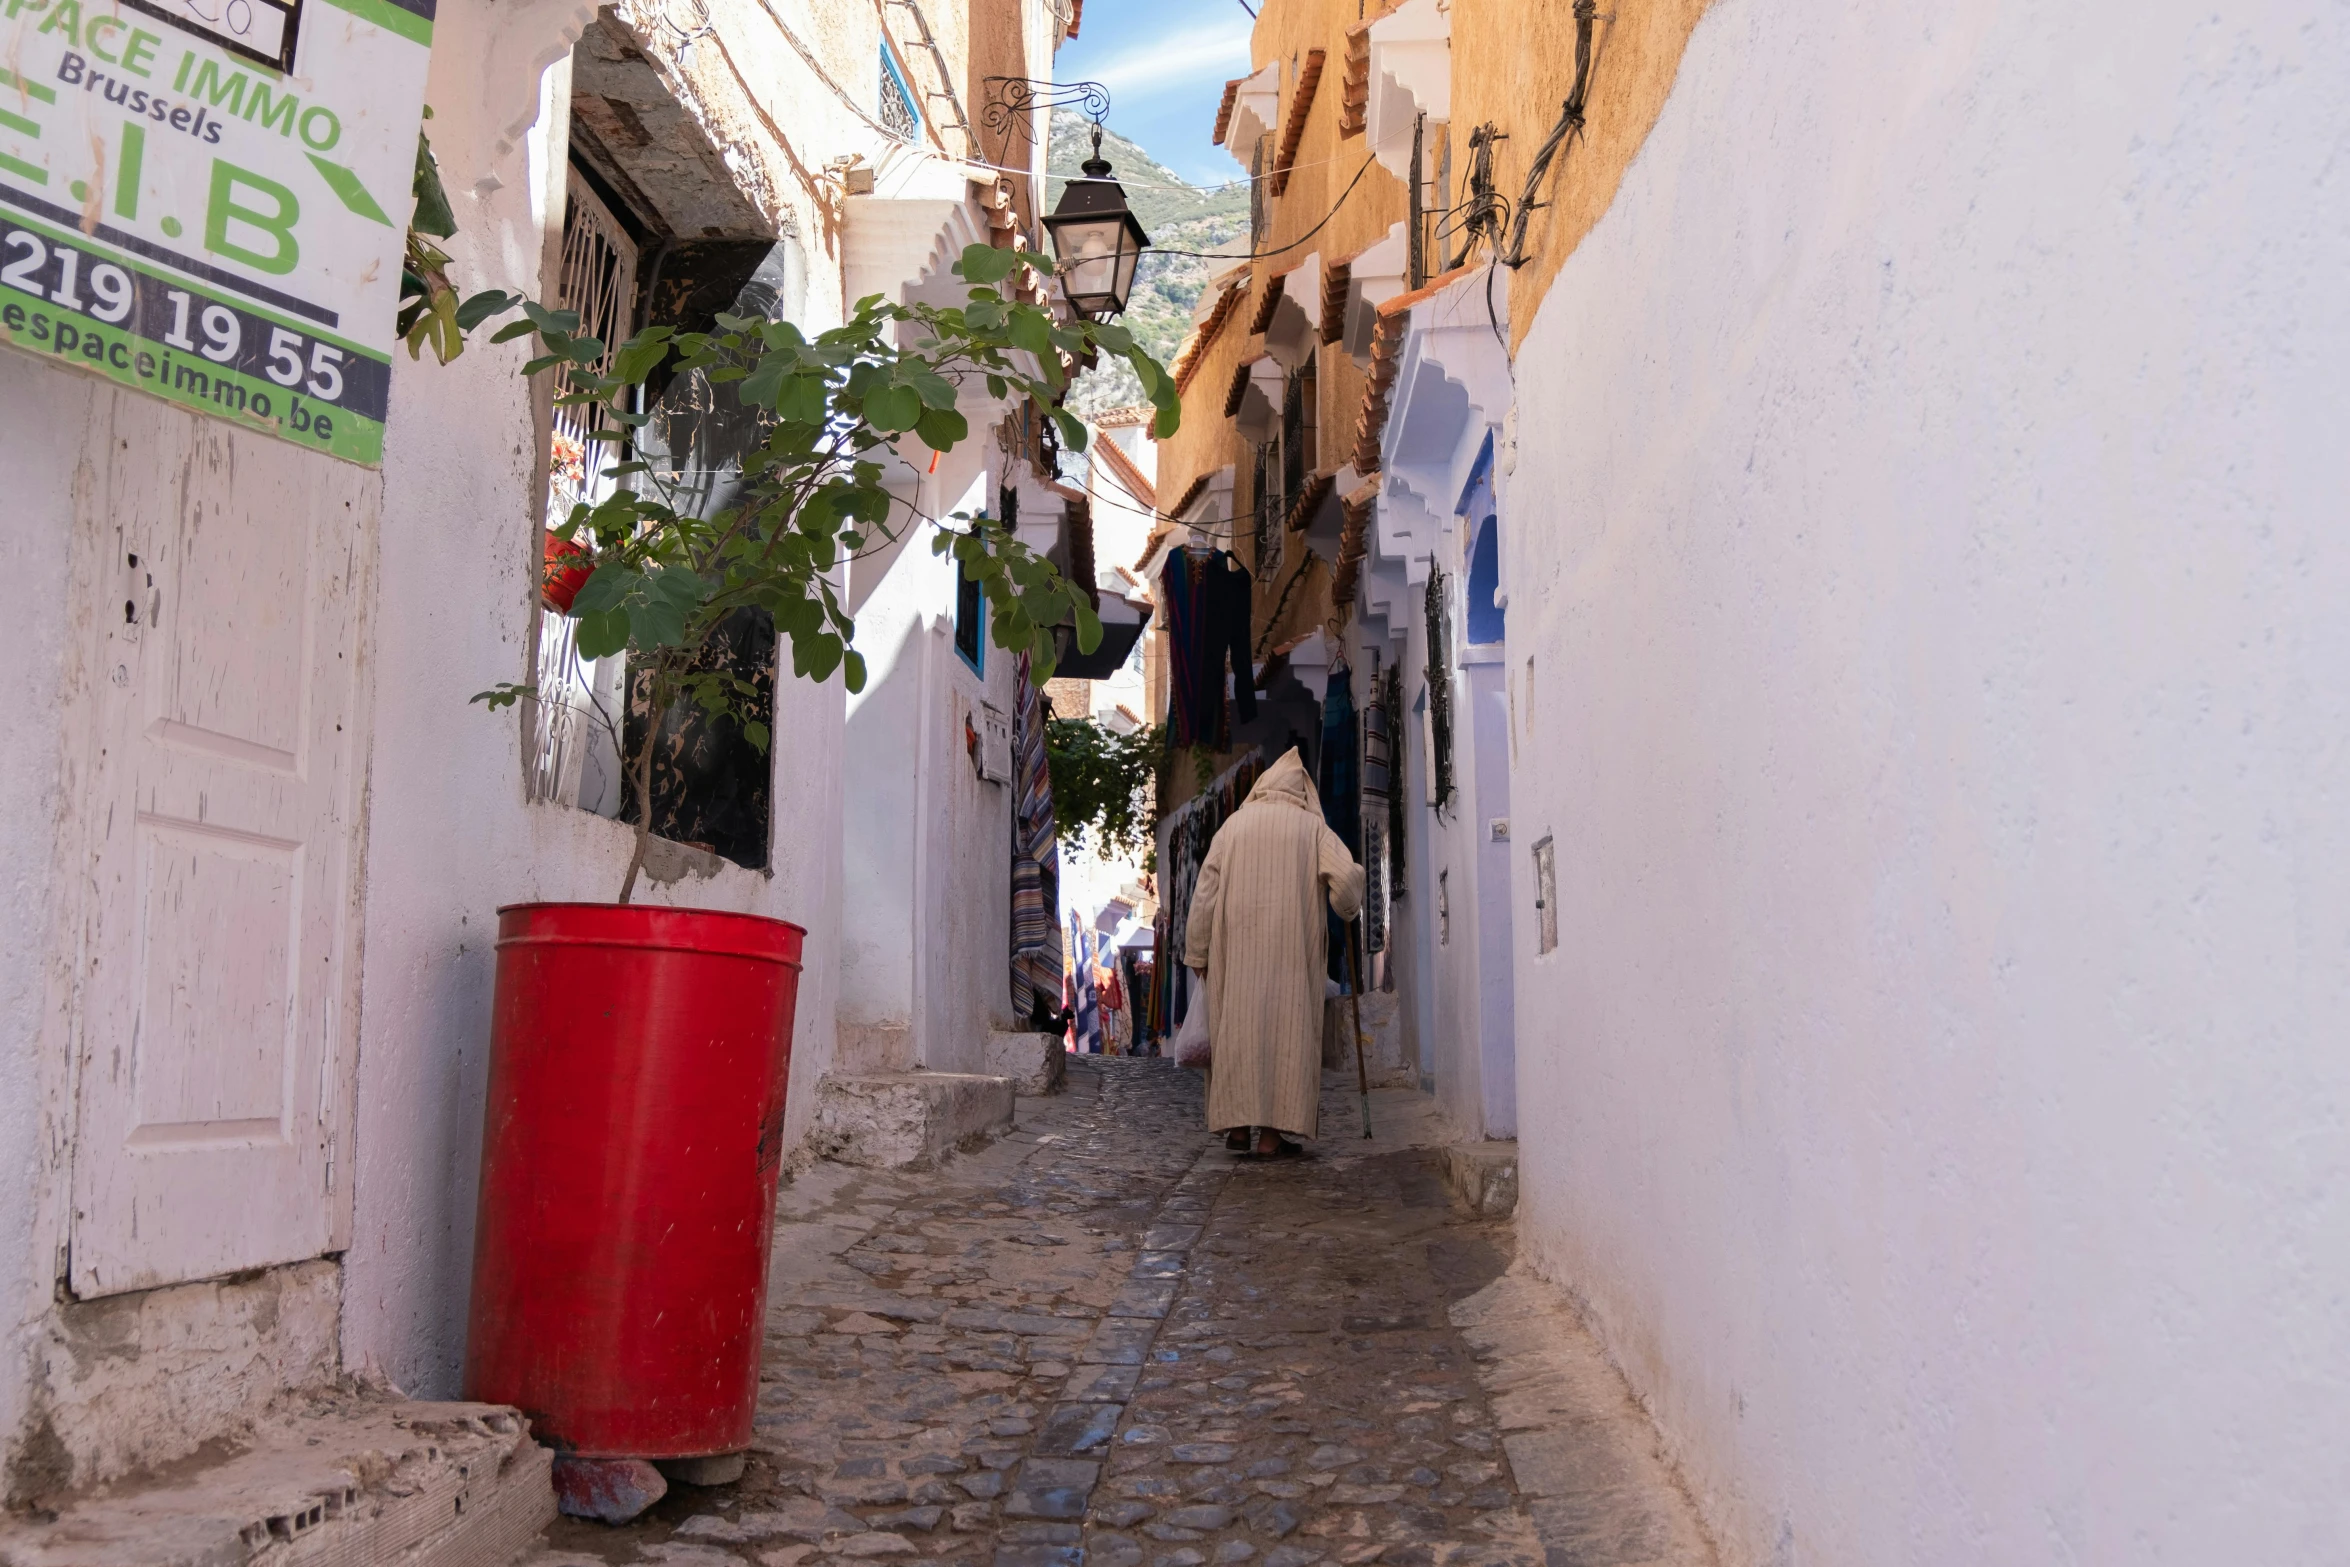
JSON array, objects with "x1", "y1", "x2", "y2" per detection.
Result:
[{"x1": 1182, "y1": 748, "x2": 1366, "y2": 1137}]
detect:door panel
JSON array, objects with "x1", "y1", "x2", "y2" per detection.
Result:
[{"x1": 70, "y1": 392, "x2": 373, "y2": 1298}]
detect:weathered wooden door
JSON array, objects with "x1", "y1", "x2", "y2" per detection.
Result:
[{"x1": 69, "y1": 394, "x2": 373, "y2": 1297}]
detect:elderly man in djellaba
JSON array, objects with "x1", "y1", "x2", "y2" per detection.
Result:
[{"x1": 1182, "y1": 748, "x2": 1366, "y2": 1157}]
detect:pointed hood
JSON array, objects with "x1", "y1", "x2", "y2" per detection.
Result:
[{"x1": 1249, "y1": 747, "x2": 1321, "y2": 814}]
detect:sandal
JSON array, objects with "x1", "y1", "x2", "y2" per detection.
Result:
[
  {"x1": 1224, "y1": 1129, "x2": 1251, "y2": 1152},
  {"x1": 1254, "y1": 1134, "x2": 1309, "y2": 1159}
]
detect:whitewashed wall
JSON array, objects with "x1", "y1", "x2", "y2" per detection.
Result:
[
  {"x1": 0, "y1": 365, "x2": 90, "y2": 1490},
  {"x1": 839, "y1": 463, "x2": 1019, "y2": 1075},
  {"x1": 1502, "y1": 1, "x2": 2350, "y2": 1561}
]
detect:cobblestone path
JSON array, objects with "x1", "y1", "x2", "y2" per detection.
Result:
[{"x1": 532, "y1": 1058, "x2": 1562, "y2": 1567}]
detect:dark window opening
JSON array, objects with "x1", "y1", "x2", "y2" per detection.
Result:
[
  {"x1": 956, "y1": 565, "x2": 985, "y2": 674},
  {"x1": 622, "y1": 606, "x2": 778, "y2": 871}
]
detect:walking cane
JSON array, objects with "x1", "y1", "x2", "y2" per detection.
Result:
[{"x1": 1342, "y1": 917, "x2": 1373, "y2": 1138}]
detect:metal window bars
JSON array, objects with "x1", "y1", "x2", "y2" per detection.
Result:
[
  {"x1": 877, "y1": 45, "x2": 921, "y2": 142},
  {"x1": 530, "y1": 170, "x2": 637, "y2": 811},
  {"x1": 1424, "y1": 567, "x2": 1456, "y2": 812}
]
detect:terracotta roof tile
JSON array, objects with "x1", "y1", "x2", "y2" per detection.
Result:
[
  {"x1": 1092, "y1": 430, "x2": 1158, "y2": 511},
  {"x1": 1161, "y1": 471, "x2": 1213, "y2": 526},
  {"x1": 1269, "y1": 49, "x2": 1327, "y2": 198},
  {"x1": 1339, "y1": 21, "x2": 1372, "y2": 137},
  {"x1": 1349, "y1": 311, "x2": 1409, "y2": 473},
  {"x1": 1332, "y1": 472, "x2": 1378, "y2": 605},
  {"x1": 1247, "y1": 266, "x2": 1294, "y2": 336},
  {"x1": 1374, "y1": 261, "x2": 1481, "y2": 321},
  {"x1": 1212, "y1": 78, "x2": 1243, "y2": 146},
  {"x1": 1172, "y1": 275, "x2": 1249, "y2": 395},
  {"x1": 1320, "y1": 252, "x2": 1355, "y2": 345},
  {"x1": 1283, "y1": 468, "x2": 1338, "y2": 534}
]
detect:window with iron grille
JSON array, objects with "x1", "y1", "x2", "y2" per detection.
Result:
[
  {"x1": 878, "y1": 45, "x2": 920, "y2": 142},
  {"x1": 1280, "y1": 370, "x2": 1307, "y2": 517},
  {"x1": 1252, "y1": 441, "x2": 1281, "y2": 574},
  {"x1": 530, "y1": 165, "x2": 639, "y2": 816},
  {"x1": 1250, "y1": 136, "x2": 1268, "y2": 250}
]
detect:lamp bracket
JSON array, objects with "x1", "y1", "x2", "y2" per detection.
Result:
[{"x1": 980, "y1": 77, "x2": 1112, "y2": 146}]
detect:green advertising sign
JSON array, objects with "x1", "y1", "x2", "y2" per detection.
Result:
[{"x1": 0, "y1": 0, "x2": 433, "y2": 465}]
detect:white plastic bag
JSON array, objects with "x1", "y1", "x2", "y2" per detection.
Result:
[{"x1": 1172, "y1": 991, "x2": 1212, "y2": 1070}]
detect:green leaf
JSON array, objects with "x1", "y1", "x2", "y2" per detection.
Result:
[
  {"x1": 411, "y1": 129, "x2": 457, "y2": 238},
  {"x1": 742, "y1": 719, "x2": 772, "y2": 751},
  {"x1": 908, "y1": 366, "x2": 959, "y2": 410},
  {"x1": 1051, "y1": 407, "x2": 1088, "y2": 453},
  {"x1": 1071, "y1": 596, "x2": 1103, "y2": 655},
  {"x1": 866, "y1": 383, "x2": 922, "y2": 433},
  {"x1": 842, "y1": 650, "x2": 868, "y2": 694},
  {"x1": 570, "y1": 565, "x2": 633, "y2": 616},
  {"x1": 456, "y1": 290, "x2": 521, "y2": 330},
  {"x1": 776, "y1": 371, "x2": 830, "y2": 424},
  {"x1": 575, "y1": 608, "x2": 630, "y2": 658},
  {"x1": 739, "y1": 355, "x2": 790, "y2": 409},
  {"x1": 956, "y1": 243, "x2": 1020, "y2": 284},
  {"x1": 915, "y1": 406, "x2": 969, "y2": 451},
  {"x1": 610, "y1": 327, "x2": 675, "y2": 384},
  {"x1": 1008, "y1": 307, "x2": 1053, "y2": 359}
]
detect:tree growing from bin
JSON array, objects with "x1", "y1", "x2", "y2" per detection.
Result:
[{"x1": 472, "y1": 243, "x2": 1181, "y2": 903}]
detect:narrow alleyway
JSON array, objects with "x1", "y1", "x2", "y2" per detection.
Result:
[{"x1": 527, "y1": 1060, "x2": 1713, "y2": 1567}]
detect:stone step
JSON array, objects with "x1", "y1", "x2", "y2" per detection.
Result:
[
  {"x1": 1444, "y1": 1139, "x2": 1520, "y2": 1217},
  {"x1": 809, "y1": 1071, "x2": 1017, "y2": 1170},
  {"x1": 983, "y1": 1029, "x2": 1069, "y2": 1096},
  {"x1": 0, "y1": 1394, "x2": 553, "y2": 1567},
  {"x1": 1321, "y1": 989, "x2": 1414, "y2": 1086}
]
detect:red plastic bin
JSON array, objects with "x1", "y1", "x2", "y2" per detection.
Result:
[{"x1": 463, "y1": 902, "x2": 803, "y2": 1458}]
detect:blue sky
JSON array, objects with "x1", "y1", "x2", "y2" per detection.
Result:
[{"x1": 1054, "y1": 0, "x2": 1258, "y2": 184}]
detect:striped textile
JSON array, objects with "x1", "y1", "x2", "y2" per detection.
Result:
[
  {"x1": 1009, "y1": 654, "x2": 1063, "y2": 1022},
  {"x1": 1069, "y1": 917, "x2": 1102, "y2": 1053}
]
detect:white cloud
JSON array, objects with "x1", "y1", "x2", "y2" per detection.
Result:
[{"x1": 1080, "y1": 19, "x2": 1254, "y2": 101}]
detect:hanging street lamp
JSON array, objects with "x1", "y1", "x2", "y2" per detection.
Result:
[{"x1": 1042, "y1": 123, "x2": 1151, "y2": 320}]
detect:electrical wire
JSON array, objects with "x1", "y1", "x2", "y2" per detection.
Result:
[
  {"x1": 1502, "y1": 0, "x2": 1599, "y2": 268},
  {"x1": 1148, "y1": 155, "x2": 1380, "y2": 259}
]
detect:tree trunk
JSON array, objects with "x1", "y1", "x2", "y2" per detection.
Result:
[{"x1": 617, "y1": 693, "x2": 657, "y2": 904}]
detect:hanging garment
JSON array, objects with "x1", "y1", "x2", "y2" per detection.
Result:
[
  {"x1": 1161, "y1": 550, "x2": 1258, "y2": 749},
  {"x1": 1009, "y1": 654, "x2": 1064, "y2": 1024},
  {"x1": 1070, "y1": 916, "x2": 1102, "y2": 1054},
  {"x1": 1183, "y1": 749, "x2": 1365, "y2": 1139},
  {"x1": 1360, "y1": 661, "x2": 1393, "y2": 957},
  {"x1": 1318, "y1": 668, "x2": 1361, "y2": 983}
]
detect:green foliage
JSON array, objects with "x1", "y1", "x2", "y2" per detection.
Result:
[
  {"x1": 464, "y1": 243, "x2": 1182, "y2": 899},
  {"x1": 398, "y1": 114, "x2": 521, "y2": 364},
  {"x1": 1047, "y1": 717, "x2": 1165, "y2": 862}
]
